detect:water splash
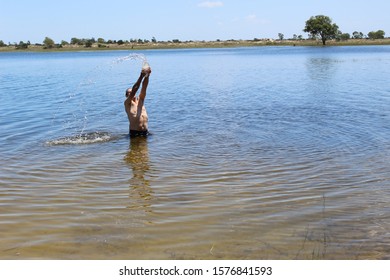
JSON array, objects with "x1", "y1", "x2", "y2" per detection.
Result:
[
  {"x1": 112, "y1": 53, "x2": 148, "y2": 65},
  {"x1": 46, "y1": 131, "x2": 116, "y2": 146}
]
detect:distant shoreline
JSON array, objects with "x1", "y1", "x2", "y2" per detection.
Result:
[{"x1": 1, "y1": 38, "x2": 390, "y2": 52}]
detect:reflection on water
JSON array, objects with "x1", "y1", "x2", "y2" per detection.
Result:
[
  {"x1": 306, "y1": 57, "x2": 339, "y2": 81},
  {"x1": 124, "y1": 137, "x2": 153, "y2": 211}
]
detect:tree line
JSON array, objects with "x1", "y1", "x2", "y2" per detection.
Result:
[
  {"x1": 302, "y1": 15, "x2": 386, "y2": 45},
  {"x1": 278, "y1": 30, "x2": 386, "y2": 42},
  {"x1": 0, "y1": 15, "x2": 387, "y2": 49},
  {"x1": 0, "y1": 37, "x2": 160, "y2": 49}
]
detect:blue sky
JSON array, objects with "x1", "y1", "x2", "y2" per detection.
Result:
[{"x1": 1, "y1": 0, "x2": 389, "y2": 43}]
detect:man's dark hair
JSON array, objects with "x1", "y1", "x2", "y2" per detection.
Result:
[{"x1": 125, "y1": 88, "x2": 131, "y2": 97}]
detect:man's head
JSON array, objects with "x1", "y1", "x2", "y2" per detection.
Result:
[{"x1": 125, "y1": 88, "x2": 132, "y2": 98}]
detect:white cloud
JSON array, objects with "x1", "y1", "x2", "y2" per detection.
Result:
[{"x1": 198, "y1": 1, "x2": 224, "y2": 8}]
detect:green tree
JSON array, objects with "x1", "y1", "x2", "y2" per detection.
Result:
[
  {"x1": 339, "y1": 33, "x2": 351, "y2": 41},
  {"x1": 71, "y1": 37, "x2": 84, "y2": 45},
  {"x1": 352, "y1": 31, "x2": 364, "y2": 39},
  {"x1": 367, "y1": 30, "x2": 385, "y2": 39},
  {"x1": 377, "y1": 30, "x2": 385, "y2": 38},
  {"x1": 0, "y1": 40, "x2": 6, "y2": 47},
  {"x1": 84, "y1": 39, "x2": 94, "y2": 47},
  {"x1": 278, "y1": 33, "x2": 284, "y2": 40},
  {"x1": 16, "y1": 41, "x2": 29, "y2": 49},
  {"x1": 43, "y1": 37, "x2": 55, "y2": 48},
  {"x1": 303, "y1": 15, "x2": 339, "y2": 45}
]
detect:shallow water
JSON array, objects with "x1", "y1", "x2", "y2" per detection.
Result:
[{"x1": 1, "y1": 46, "x2": 389, "y2": 259}]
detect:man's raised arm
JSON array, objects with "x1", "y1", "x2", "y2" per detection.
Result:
[
  {"x1": 124, "y1": 72, "x2": 145, "y2": 108},
  {"x1": 130, "y1": 72, "x2": 145, "y2": 99},
  {"x1": 139, "y1": 68, "x2": 151, "y2": 101}
]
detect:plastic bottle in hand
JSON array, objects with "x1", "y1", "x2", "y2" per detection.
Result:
[{"x1": 142, "y1": 61, "x2": 151, "y2": 77}]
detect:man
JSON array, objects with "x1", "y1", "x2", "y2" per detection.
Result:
[{"x1": 124, "y1": 67, "x2": 151, "y2": 137}]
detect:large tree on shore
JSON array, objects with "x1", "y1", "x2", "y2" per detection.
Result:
[
  {"x1": 43, "y1": 37, "x2": 55, "y2": 49},
  {"x1": 303, "y1": 15, "x2": 339, "y2": 45}
]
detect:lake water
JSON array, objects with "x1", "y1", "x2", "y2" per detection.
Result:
[{"x1": 1, "y1": 46, "x2": 389, "y2": 259}]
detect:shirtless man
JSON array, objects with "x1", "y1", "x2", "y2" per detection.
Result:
[{"x1": 124, "y1": 68, "x2": 151, "y2": 137}]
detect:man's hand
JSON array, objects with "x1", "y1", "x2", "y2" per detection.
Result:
[
  {"x1": 142, "y1": 67, "x2": 152, "y2": 78},
  {"x1": 142, "y1": 68, "x2": 152, "y2": 75}
]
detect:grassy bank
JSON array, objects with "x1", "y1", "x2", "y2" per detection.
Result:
[{"x1": 1, "y1": 38, "x2": 390, "y2": 52}]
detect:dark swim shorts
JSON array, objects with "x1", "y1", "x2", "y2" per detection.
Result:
[{"x1": 129, "y1": 130, "x2": 149, "y2": 137}]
